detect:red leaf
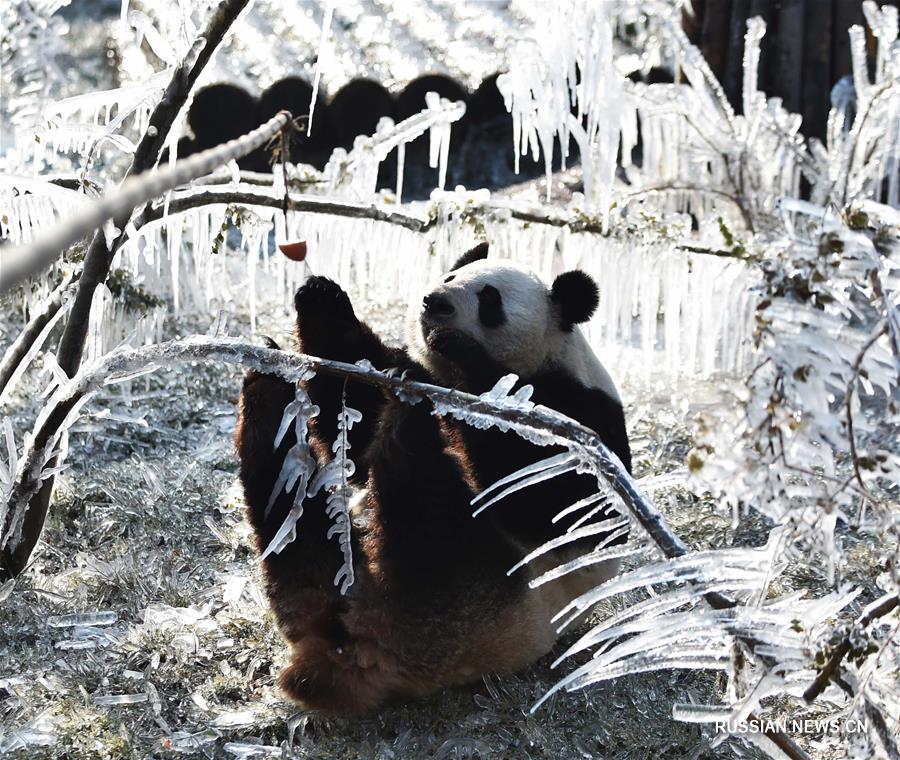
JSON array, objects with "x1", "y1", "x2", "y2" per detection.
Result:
[{"x1": 278, "y1": 240, "x2": 308, "y2": 261}]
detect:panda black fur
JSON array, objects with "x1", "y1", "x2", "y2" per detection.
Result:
[{"x1": 235, "y1": 242, "x2": 631, "y2": 714}]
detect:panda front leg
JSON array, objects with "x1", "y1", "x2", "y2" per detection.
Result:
[
  {"x1": 238, "y1": 365, "x2": 389, "y2": 714},
  {"x1": 276, "y1": 383, "x2": 524, "y2": 714},
  {"x1": 294, "y1": 276, "x2": 410, "y2": 482}
]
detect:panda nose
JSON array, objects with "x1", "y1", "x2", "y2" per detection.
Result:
[{"x1": 423, "y1": 293, "x2": 455, "y2": 318}]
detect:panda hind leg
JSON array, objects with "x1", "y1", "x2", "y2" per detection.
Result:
[{"x1": 235, "y1": 358, "x2": 344, "y2": 585}]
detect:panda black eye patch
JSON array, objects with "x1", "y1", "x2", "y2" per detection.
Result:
[{"x1": 477, "y1": 285, "x2": 506, "y2": 328}]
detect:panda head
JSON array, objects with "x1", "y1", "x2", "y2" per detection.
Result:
[{"x1": 408, "y1": 242, "x2": 606, "y2": 386}]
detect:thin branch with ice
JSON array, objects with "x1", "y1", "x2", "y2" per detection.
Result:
[
  {"x1": 0, "y1": 271, "x2": 79, "y2": 403},
  {"x1": 138, "y1": 189, "x2": 430, "y2": 233},
  {"x1": 803, "y1": 592, "x2": 900, "y2": 704},
  {"x1": 0, "y1": 112, "x2": 291, "y2": 295}
]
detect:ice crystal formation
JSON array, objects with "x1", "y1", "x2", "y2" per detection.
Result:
[{"x1": 0, "y1": 1, "x2": 899, "y2": 758}]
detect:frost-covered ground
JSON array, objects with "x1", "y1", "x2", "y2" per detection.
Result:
[
  {"x1": 0, "y1": 288, "x2": 888, "y2": 759},
  {"x1": 0, "y1": 303, "x2": 723, "y2": 760}
]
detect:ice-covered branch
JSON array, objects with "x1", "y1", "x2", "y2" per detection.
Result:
[
  {"x1": 0, "y1": 337, "x2": 683, "y2": 583},
  {"x1": 324, "y1": 94, "x2": 466, "y2": 198},
  {"x1": 0, "y1": 271, "x2": 79, "y2": 403},
  {"x1": 844, "y1": 323, "x2": 890, "y2": 499},
  {"x1": 618, "y1": 183, "x2": 753, "y2": 231},
  {"x1": 133, "y1": 186, "x2": 749, "y2": 262},
  {"x1": 137, "y1": 189, "x2": 430, "y2": 233}
]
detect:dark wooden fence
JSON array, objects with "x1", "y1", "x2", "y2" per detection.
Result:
[{"x1": 683, "y1": 0, "x2": 899, "y2": 140}]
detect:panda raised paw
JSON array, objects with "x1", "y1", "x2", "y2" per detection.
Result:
[
  {"x1": 294, "y1": 276, "x2": 362, "y2": 349},
  {"x1": 383, "y1": 360, "x2": 432, "y2": 385},
  {"x1": 295, "y1": 276, "x2": 356, "y2": 322}
]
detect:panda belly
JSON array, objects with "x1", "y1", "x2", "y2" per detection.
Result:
[
  {"x1": 344, "y1": 488, "x2": 615, "y2": 679},
  {"x1": 454, "y1": 541, "x2": 621, "y2": 677}
]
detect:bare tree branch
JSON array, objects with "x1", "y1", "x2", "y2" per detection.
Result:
[{"x1": 803, "y1": 592, "x2": 900, "y2": 704}]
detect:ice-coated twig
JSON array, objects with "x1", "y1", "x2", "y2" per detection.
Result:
[
  {"x1": 135, "y1": 186, "x2": 753, "y2": 261},
  {"x1": 471, "y1": 452, "x2": 578, "y2": 517},
  {"x1": 259, "y1": 379, "x2": 319, "y2": 560},
  {"x1": 324, "y1": 94, "x2": 465, "y2": 198},
  {"x1": 306, "y1": 392, "x2": 360, "y2": 594},
  {"x1": 137, "y1": 189, "x2": 430, "y2": 233},
  {"x1": 0, "y1": 270, "x2": 79, "y2": 402},
  {"x1": 843, "y1": 323, "x2": 890, "y2": 500},
  {"x1": 803, "y1": 592, "x2": 900, "y2": 704},
  {"x1": 506, "y1": 518, "x2": 630, "y2": 576}
]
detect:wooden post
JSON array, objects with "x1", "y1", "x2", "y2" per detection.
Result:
[
  {"x1": 774, "y1": 0, "x2": 806, "y2": 115},
  {"x1": 802, "y1": 0, "x2": 833, "y2": 140},
  {"x1": 724, "y1": 0, "x2": 751, "y2": 112}
]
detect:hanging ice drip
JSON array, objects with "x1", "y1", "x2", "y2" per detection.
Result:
[{"x1": 273, "y1": 113, "x2": 309, "y2": 265}]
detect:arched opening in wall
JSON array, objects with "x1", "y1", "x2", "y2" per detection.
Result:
[
  {"x1": 386, "y1": 74, "x2": 469, "y2": 197},
  {"x1": 329, "y1": 79, "x2": 396, "y2": 152},
  {"x1": 188, "y1": 84, "x2": 260, "y2": 169},
  {"x1": 258, "y1": 77, "x2": 332, "y2": 170}
]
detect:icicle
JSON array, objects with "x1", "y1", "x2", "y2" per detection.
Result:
[
  {"x1": 260, "y1": 379, "x2": 319, "y2": 560},
  {"x1": 508, "y1": 518, "x2": 629, "y2": 575},
  {"x1": 307, "y1": 1, "x2": 334, "y2": 136},
  {"x1": 84, "y1": 284, "x2": 110, "y2": 364},
  {"x1": 307, "y1": 399, "x2": 361, "y2": 594},
  {"x1": 395, "y1": 141, "x2": 405, "y2": 202},
  {"x1": 742, "y1": 17, "x2": 766, "y2": 121}
]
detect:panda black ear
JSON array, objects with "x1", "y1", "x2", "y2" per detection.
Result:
[
  {"x1": 449, "y1": 242, "x2": 489, "y2": 271},
  {"x1": 551, "y1": 270, "x2": 599, "y2": 330}
]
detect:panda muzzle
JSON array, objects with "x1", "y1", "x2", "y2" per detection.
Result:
[{"x1": 422, "y1": 293, "x2": 455, "y2": 319}]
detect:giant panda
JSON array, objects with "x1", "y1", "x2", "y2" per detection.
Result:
[{"x1": 235, "y1": 242, "x2": 631, "y2": 715}]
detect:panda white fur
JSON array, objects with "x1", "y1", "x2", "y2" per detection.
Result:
[
  {"x1": 408, "y1": 253, "x2": 622, "y2": 403},
  {"x1": 236, "y1": 242, "x2": 631, "y2": 714}
]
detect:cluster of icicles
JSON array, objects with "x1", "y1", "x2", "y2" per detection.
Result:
[{"x1": 1, "y1": 0, "x2": 799, "y2": 385}]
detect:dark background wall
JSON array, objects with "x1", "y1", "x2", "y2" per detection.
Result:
[{"x1": 182, "y1": 2, "x2": 893, "y2": 189}]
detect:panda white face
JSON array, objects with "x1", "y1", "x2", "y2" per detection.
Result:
[
  {"x1": 408, "y1": 259, "x2": 553, "y2": 380},
  {"x1": 407, "y1": 244, "x2": 622, "y2": 402}
]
